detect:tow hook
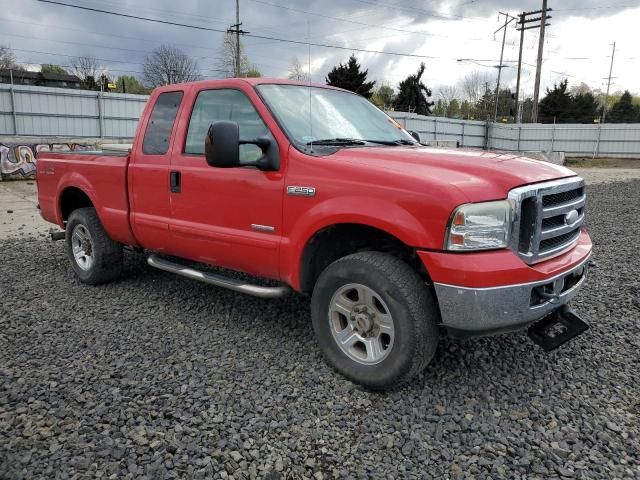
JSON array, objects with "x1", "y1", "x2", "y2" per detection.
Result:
[{"x1": 528, "y1": 306, "x2": 589, "y2": 351}]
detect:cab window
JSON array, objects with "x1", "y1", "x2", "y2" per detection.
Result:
[
  {"x1": 185, "y1": 89, "x2": 270, "y2": 163},
  {"x1": 142, "y1": 91, "x2": 183, "y2": 155}
]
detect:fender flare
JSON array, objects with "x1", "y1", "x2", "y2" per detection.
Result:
[
  {"x1": 55, "y1": 172, "x2": 100, "y2": 226},
  {"x1": 280, "y1": 196, "x2": 438, "y2": 290}
]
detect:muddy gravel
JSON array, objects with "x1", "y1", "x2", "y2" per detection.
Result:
[{"x1": 1, "y1": 180, "x2": 639, "y2": 479}]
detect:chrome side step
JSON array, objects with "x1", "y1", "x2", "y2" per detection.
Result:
[{"x1": 147, "y1": 254, "x2": 290, "y2": 299}]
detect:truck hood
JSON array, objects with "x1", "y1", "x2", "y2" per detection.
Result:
[{"x1": 330, "y1": 146, "x2": 576, "y2": 201}]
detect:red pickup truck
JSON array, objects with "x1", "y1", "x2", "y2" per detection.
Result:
[{"x1": 36, "y1": 78, "x2": 592, "y2": 389}]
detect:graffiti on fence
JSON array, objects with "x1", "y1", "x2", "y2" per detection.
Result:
[{"x1": 0, "y1": 143, "x2": 97, "y2": 180}]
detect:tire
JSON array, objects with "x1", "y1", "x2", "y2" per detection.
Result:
[
  {"x1": 311, "y1": 251, "x2": 439, "y2": 390},
  {"x1": 66, "y1": 207, "x2": 123, "y2": 285}
]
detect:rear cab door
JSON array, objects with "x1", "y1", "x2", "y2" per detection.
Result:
[
  {"x1": 128, "y1": 88, "x2": 185, "y2": 252},
  {"x1": 167, "y1": 81, "x2": 286, "y2": 280}
]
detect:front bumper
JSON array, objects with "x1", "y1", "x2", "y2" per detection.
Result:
[{"x1": 433, "y1": 254, "x2": 590, "y2": 337}]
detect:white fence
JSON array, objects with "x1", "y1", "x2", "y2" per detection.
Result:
[
  {"x1": 0, "y1": 83, "x2": 147, "y2": 138},
  {"x1": 390, "y1": 112, "x2": 640, "y2": 158},
  {"x1": 1, "y1": 84, "x2": 639, "y2": 158},
  {"x1": 389, "y1": 113, "x2": 487, "y2": 149},
  {"x1": 488, "y1": 123, "x2": 640, "y2": 158}
]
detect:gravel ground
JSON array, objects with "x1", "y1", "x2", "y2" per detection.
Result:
[{"x1": 1, "y1": 180, "x2": 639, "y2": 479}]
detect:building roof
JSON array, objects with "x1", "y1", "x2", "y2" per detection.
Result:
[{"x1": 0, "y1": 69, "x2": 81, "y2": 83}]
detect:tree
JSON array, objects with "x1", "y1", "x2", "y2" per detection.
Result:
[
  {"x1": 538, "y1": 79, "x2": 604, "y2": 123},
  {"x1": 459, "y1": 100, "x2": 473, "y2": 119},
  {"x1": 474, "y1": 82, "x2": 494, "y2": 120},
  {"x1": 570, "y1": 82, "x2": 592, "y2": 96},
  {"x1": 460, "y1": 71, "x2": 491, "y2": 105},
  {"x1": 0, "y1": 45, "x2": 18, "y2": 70},
  {"x1": 217, "y1": 32, "x2": 251, "y2": 78},
  {"x1": 447, "y1": 98, "x2": 461, "y2": 118},
  {"x1": 245, "y1": 66, "x2": 261, "y2": 78},
  {"x1": 288, "y1": 56, "x2": 309, "y2": 81},
  {"x1": 494, "y1": 88, "x2": 516, "y2": 121},
  {"x1": 71, "y1": 56, "x2": 99, "y2": 83},
  {"x1": 538, "y1": 79, "x2": 572, "y2": 123},
  {"x1": 143, "y1": 45, "x2": 202, "y2": 87},
  {"x1": 115, "y1": 75, "x2": 150, "y2": 94},
  {"x1": 326, "y1": 54, "x2": 375, "y2": 99},
  {"x1": 369, "y1": 83, "x2": 395, "y2": 110},
  {"x1": 394, "y1": 63, "x2": 434, "y2": 115},
  {"x1": 41, "y1": 64, "x2": 68, "y2": 75},
  {"x1": 437, "y1": 85, "x2": 459, "y2": 105},
  {"x1": 376, "y1": 84, "x2": 395, "y2": 106},
  {"x1": 432, "y1": 99, "x2": 446, "y2": 116},
  {"x1": 608, "y1": 91, "x2": 639, "y2": 123},
  {"x1": 570, "y1": 92, "x2": 599, "y2": 123}
]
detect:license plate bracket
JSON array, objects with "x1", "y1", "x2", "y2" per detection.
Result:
[{"x1": 528, "y1": 306, "x2": 589, "y2": 352}]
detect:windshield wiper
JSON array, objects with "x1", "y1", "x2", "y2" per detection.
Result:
[
  {"x1": 306, "y1": 138, "x2": 416, "y2": 147},
  {"x1": 359, "y1": 139, "x2": 416, "y2": 146},
  {"x1": 306, "y1": 138, "x2": 367, "y2": 146}
]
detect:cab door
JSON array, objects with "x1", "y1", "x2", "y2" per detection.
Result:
[
  {"x1": 128, "y1": 90, "x2": 184, "y2": 252},
  {"x1": 167, "y1": 86, "x2": 284, "y2": 280}
]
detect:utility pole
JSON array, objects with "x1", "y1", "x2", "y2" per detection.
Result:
[
  {"x1": 235, "y1": 0, "x2": 240, "y2": 77},
  {"x1": 515, "y1": 13, "x2": 525, "y2": 122},
  {"x1": 602, "y1": 41, "x2": 616, "y2": 124},
  {"x1": 515, "y1": 8, "x2": 552, "y2": 123},
  {"x1": 493, "y1": 12, "x2": 517, "y2": 122},
  {"x1": 227, "y1": 0, "x2": 248, "y2": 77},
  {"x1": 531, "y1": 0, "x2": 551, "y2": 123}
]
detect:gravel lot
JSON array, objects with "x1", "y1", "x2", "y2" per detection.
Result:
[{"x1": 1, "y1": 180, "x2": 639, "y2": 479}]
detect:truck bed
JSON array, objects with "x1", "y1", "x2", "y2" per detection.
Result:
[{"x1": 36, "y1": 151, "x2": 137, "y2": 246}]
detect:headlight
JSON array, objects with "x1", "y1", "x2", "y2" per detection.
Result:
[{"x1": 445, "y1": 200, "x2": 512, "y2": 251}]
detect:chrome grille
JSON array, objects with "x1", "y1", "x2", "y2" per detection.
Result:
[{"x1": 508, "y1": 177, "x2": 585, "y2": 264}]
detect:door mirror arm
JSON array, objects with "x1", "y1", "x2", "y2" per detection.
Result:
[
  {"x1": 206, "y1": 121, "x2": 279, "y2": 171},
  {"x1": 239, "y1": 136, "x2": 279, "y2": 171}
]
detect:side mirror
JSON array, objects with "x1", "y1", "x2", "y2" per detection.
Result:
[
  {"x1": 205, "y1": 121, "x2": 279, "y2": 171},
  {"x1": 408, "y1": 130, "x2": 421, "y2": 142},
  {"x1": 205, "y1": 121, "x2": 240, "y2": 168}
]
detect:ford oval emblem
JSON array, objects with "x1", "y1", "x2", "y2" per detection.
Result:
[{"x1": 564, "y1": 209, "x2": 579, "y2": 225}]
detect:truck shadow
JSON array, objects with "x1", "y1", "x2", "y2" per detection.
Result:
[{"x1": 118, "y1": 250, "x2": 554, "y2": 390}]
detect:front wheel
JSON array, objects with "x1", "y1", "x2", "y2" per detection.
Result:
[
  {"x1": 66, "y1": 207, "x2": 123, "y2": 285},
  {"x1": 311, "y1": 252, "x2": 439, "y2": 390}
]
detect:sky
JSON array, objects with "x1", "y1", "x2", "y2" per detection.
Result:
[{"x1": 2, "y1": 0, "x2": 639, "y2": 100}]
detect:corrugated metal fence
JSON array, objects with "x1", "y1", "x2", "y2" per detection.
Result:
[
  {"x1": 389, "y1": 113, "x2": 487, "y2": 149},
  {"x1": 1, "y1": 84, "x2": 639, "y2": 158},
  {"x1": 0, "y1": 83, "x2": 147, "y2": 138},
  {"x1": 389, "y1": 112, "x2": 640, "y2": 158}
]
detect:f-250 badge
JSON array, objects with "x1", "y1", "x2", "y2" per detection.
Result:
[{"x1": 287, "y1": 186, "x2": 316, "y2": 197}]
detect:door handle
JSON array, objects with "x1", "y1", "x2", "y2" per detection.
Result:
[{"x1": 170, "y1": 171, "x2": 181, "y2": 193}]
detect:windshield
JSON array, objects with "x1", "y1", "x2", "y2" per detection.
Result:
[{"x1": 256, "y1": 84, "x2": 416, "y2": 148}]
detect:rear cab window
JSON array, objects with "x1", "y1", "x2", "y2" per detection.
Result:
[{"x1": 142, "y1": 91, "x2": 184, "y2": 155}]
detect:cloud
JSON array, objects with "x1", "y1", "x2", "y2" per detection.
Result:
[{"x1": 2, "y1": 0, "x2": 638, "y2": 96}]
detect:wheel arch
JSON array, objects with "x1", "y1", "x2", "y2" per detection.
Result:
[
  {"x1": 297, "y1": 222, "x2": 431, "y2": 295},
  {"x1": 59, "y1": 186, "x2": 95, "y2": 223}
]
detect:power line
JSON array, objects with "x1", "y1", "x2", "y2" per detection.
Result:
[
  {"x1": 348, "y1": 0, "x2": 486, "y2": 22},
  {"x1": 247, "y1": 0, "x2": 448, "y2": 39},
  {"x1": 244, "y1": 0, "x2": 529, "y2": 49},
  {"x1": 34, "y1": 0, "x2": 439, "y2": 60},
  {"x1": 554, "y1": 3, "x2": 640, "y2": 11}
]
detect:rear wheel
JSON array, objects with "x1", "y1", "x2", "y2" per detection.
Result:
[
  {"x1": 66, "y1": 208, "x2": 123, "y2": 285},
  {"x1": 311, "y1": 252, "x2": 439, "y2": 390}
]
